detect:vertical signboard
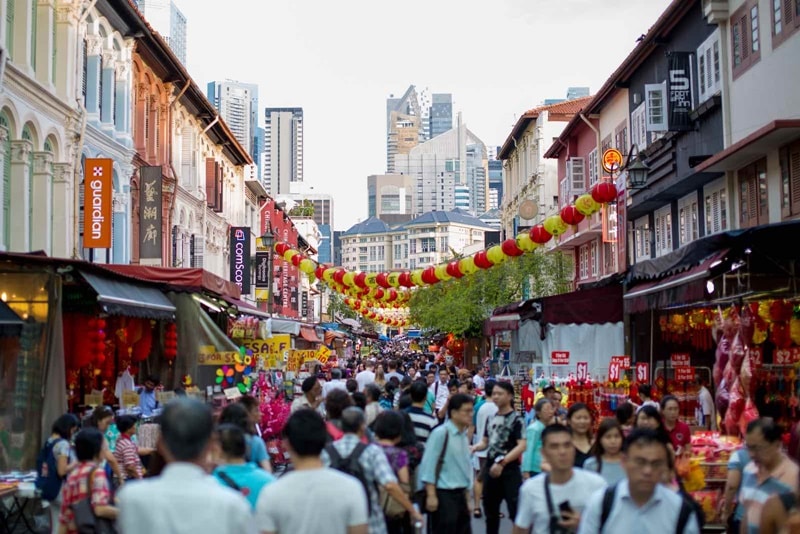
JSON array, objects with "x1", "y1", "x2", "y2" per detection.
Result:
[
  {"x1": 83, "y1": 158, "x2": 113, "y2": 249},
  {"x1": 667, "y1": 52, "x2": 694, "y2": 131},
  {"x1": 229, "y1": 227, "x2": 251, "y2": 293},
  {"x1": 255, "y1": 251, "x2": 270, "y2": 302},
  {"x1": 301, "y1": 290, "x2": 308, "y2": 318},
  {"x1": 138, "y1": 166, "x2": 163, "y2": 261}
]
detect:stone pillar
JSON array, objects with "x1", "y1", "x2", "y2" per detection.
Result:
[
  {"x1": 12, "y1": 0, "x2": 34, "y2": 72},
  {"x1": 100, "y1": 49, "x2": 117, "y2": 128},
  {"x1": 31, "y1": 151, "x2": 53, "y2": 253},
  {"x1": 112, "y1": 189, "x2": 129, "y2": 264},
  {"x1": 84, "y1": 35, "x2": 103, "y2": 118},
  {"x1": 115, "y1": 62, "x2": 131, "y2": 137},
  {"x1": 55, "y1": 4, "x2": 78, "y2": 102},
  {"x1": 0, "y1": 127, "x2": 7, "y2": 251},
  {"x1": 51, "y1": 162, "x2": 72, "y2": 258},
  {"x1": 9, "y1": 140, "x2": 33, "y2": 251},
  {"x1": 35, "y1": 0, "x2": 55, "y2": 87}
]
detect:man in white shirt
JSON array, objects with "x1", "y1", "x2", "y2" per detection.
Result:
[
  {"x1": 695, "y1": 376, "x2": 716, "y2": 430},
  {"x1": 256, "y1": 409, "x2": 368, "y2": 534},
  {"x1": 577, "y1": 428, "x2": 700, "y2": 534},
  {"x1": 355, "y1": 361, "x2": 376, "y2": 392},
  {"x1": 322, "y1": 367, "x2": 349, "y2": 399},
  {"x1": 472, "y1": 368, "x2": 486, "y2": 391},
  {"x1": 472, "y1": 381, "x2": 498, "y2": 516},
  {"x1": 429, "y1": 367, "x2": 450, "y2": 415},
  {"x1": 118, "y1": 398, "x2": 255, "y2": 534},
  {"x1": 513, "y1": 424, "x2": 606, "y2": 534}
]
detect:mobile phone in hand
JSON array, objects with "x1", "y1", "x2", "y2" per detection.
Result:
[{"x1": 559, "y1": 501, "x2": 573, "y2": 514}]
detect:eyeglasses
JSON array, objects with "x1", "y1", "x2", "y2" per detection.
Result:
[{"x1": 628, "y1": 457, "x2": 668, "y2": 471}]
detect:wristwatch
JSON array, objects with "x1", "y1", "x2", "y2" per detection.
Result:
[{"x1": 494, "y1": 455, "x2": 505, "y2": 465}]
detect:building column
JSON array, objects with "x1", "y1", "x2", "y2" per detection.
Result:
[
  {"x1": 84, "y1": 35, "x2": 103, "y2": 118},
  {"x1": 0, "y1": 127, "x2": 7, "y2": 251},
  {"x1": 31, "y1": 151, "x2": 53, "y2": 253},
  {"x1": 100, "y1": 49, "x2": 117, "y2": 129},
  {"x1": 52, "y1": 162, "x2": 72, "y2": 258},
  {"x1": 12, "y1": 0, "x2": 33, "y2": 73},
  {"x1": 35, "y1": 0, "x2": 54, "y2": 88},
  {"x1": 54, "y1": 4, "x2": 78, "y2": 102},
  {"x1": 112, "y1": 189, "x2": 129, "y2": 264},
  {"x1": 115, "y1": 61, "x2": 131, "y2": 138},
  {"x1": 9, "y1": 140, "x2": 33, "y2": 251}
]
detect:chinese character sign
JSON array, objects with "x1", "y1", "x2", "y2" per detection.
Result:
[
  {"x1": 138, "y1": 166, "x2": 163, "y2": 260},
  {"x1": 668, "y1": 52, "x2": 694, "y2": 131},
  {"x1": 83, "y1": 158, "x2": 113, "y2": 248}
]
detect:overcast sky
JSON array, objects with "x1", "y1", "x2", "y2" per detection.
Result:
[{"x1": 178, "y1": 0, "x2": 673, "y2": 231}]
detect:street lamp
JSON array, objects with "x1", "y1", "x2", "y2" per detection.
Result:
[
  {"x1": 625, "y1": 145, "x2": 651, "y2": 190},
  {"x1": 259, "y1": 224, "x2": 275, "y2": 316}
]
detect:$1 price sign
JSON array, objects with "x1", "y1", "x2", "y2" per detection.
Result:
[
  {"x1": 609, "y1": 361, "x2": 621, "y2": 382},
  {"x1": 576, "y1": 362, "x2": 589, "y2": 382},
  {"x1": 635, "y1": 362, "x2": 649, "y2": 383}
]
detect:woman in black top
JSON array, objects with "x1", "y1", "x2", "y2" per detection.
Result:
[{"x1": 566, "y1": 403, "x2": 593, "y2": 467}]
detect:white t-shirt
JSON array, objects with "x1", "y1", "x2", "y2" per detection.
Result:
[
  {"x1": 514, "y1": 468, "x2": 607, "y2": 534},
  {"x1": 255, "y1": 468, "x2": 368, "y2": 533},
  {"x1": 472, "y1": 374, "x2": 486, "y2": 390},
  {"x1": 355, "y1": 370, "x2": 375, "y2": 392},
  {"x1": 696, "y1": 385, "x2": 716, "y2": 430},
  {"x1": 474, "y1": 400, "x2": 498, "y2": 458}
]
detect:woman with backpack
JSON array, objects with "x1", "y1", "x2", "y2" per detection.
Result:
[{"x1": 37, "y1": 414, "x2": 79, "y2": 534}]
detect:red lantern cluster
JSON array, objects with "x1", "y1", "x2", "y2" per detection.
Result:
[
  {"x1": 87, "y1": 317, "x2": 107, "y2": 365},
  {"x1": 163, "y1": 322, "x2": 178, "y2": 361}
]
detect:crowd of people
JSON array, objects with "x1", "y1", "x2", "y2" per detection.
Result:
[{"x1": 34, "y1": 350, "x2": 800, "y2": 534}]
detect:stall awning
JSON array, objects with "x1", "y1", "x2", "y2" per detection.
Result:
[
  {"x1": 0, "y1": 299, "x2": 23, "y2": 337},
  {"x1": 624, "y1": 249, "x2": 729, "y2": 313},
  {"x1": 271, "y1": 318, "x2": 301, "y2": 336},
  {"x1": 324, "y1": 330, "x2": 347, "y2": 344},
  {"x1": 80, "y1": 271, "x2": 176, "y2": 320},
  {"x1": 300, "y1": 325, "x2": 322, "y2": 343},
  {"x1": 485, "y1": 313, "x2": 521, "y2": 335},
  {"x1": 100, "y1": 264, "x2": 241, "y2": 299}
]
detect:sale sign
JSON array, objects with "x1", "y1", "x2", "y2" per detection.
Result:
[
  {"x1": 576, "y1": 362, "x2": 589, "y2": 382},
  {"x1": 609, "y1": 361, "x2": 621, "y2": 382},
  {"x1": 551, "y1": 351, "x2": 570, "y2": 365},
  {"x1": 611, "y1": 355, "x2": 632, "y2": 369},
  {"x1": 674, "y1": 366, "x2": 695, "y2": 382},
  {"x1": 635, "y1": 362, "x2": 649, "y2": 383},
  {"x1": 670, "y1": 353, "x2": 691, "y2": 366},
  {"x1": 748, "y1": 347, "x2": 763, "y2": 368}
]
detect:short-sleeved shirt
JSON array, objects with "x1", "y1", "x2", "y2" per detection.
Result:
[
  {"x1": 727, "y1": 448, "x2": 751, "y2": 521},
  {"x1": 667, "y1": 421, "x2": 691, "y2": 452},
  {"x1": 59, "y1": 462, "x2": 112, "y2": 534},
  {"x1": 484, "y1": 409, "x2": 525, "y2": 465},
  {"x1": 213, "y1": 463, "x2": 276, "y2": 510},
  {"x1": 245, "y1": 434, "x2": 269, "y2": 466},
  {"x1": 405, "y1": 406, "x2": 437, "y2": 444},
  {"x1": 378, "y1": 444, "x2": 408, "y2": 475},
  {"x1": 255, "y1": 468, "x2": 368, "y2": 533},
  {"x1": 515, "y1": 469, "x2": 607, "y2": 533},
  {"x1": 114, "y1": 435, "x2": 143, "y2": 480},
  {"x1": 739, "y1": 453, "x2": 800, "y2": 534},
  {"x1": 582, "y1": 457, "x2": 627, "y2": 486}
]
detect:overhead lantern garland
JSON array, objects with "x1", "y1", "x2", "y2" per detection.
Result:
[{"x1": 273, "y1": 180, "x2": 618, "y2": 295}]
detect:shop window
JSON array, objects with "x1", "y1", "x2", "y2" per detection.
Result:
[
  {"x1": 738, "y1": 158, "x2": 768, "y2": 228},
  {"x1": 772, "y1": 0, "x2": 800, "y2": 48},
  {"x1": 568, "y1": 157, "x2": 586, "y2": 195},
  {"x1": 634, "y1": 215, "x2": 651, "y2": 261},
  {"x1": 732, "y1": 0, "x2": 761, "y2": 79},
  {"x1": 678, "y1": 192, "x2": 700, "y2": 247},
  {"x1": 779, "y1": 140, "x2": 800, "y2": 218},
  {"x1": 615, "y1": 121, "x2": 628, "y2": 155},
  {"x1": 588, "y1": 148, "x2": 599, "y2": 187},
  {"x1": 589, "y1": 240, "x2": 598, "y2": 277},
  {"x1": 704, "y1": 179, "x2": 728, "y2": 235},
  {"x1": 578, "y1": 244, "x2": 589, "y2": 280},
  {"x1": 631, "y1": 103, "x2": 647, "y2": 150},
  {"x1": 6, "y1": 0, "x2": 14, "y2": 56},
  {"x1": 654, "y1": 204, "x2": 673, "y2": 257},
  {"x1": 0, "y1": 113, "x2": 9, "y2": 251},
  {"x1": 697, "y1": 30, "x2": 722, "y2": 104},
  {"x1": 645, "y1": 82, "x2": 668, "y2": 134}
]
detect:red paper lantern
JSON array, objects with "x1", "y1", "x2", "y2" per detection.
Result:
[
  {"x1": 560, "y1": 205, "x2": 585, "y2": 226},
  {"x1": 314, "y1": 265, "x2": 326, "y2": 280},
  {"x1": 591, "y1": 182, "x2": 618, "y2": 204},
  {"x1": 446, "y1": 261, "x2": 464, "y2": 278},
  {"x1": 354, "y1": 271, "x2": 368, "y2": 288},
  {"x1": 333, "y1": 269, "x2": 347, "y2": 285},
  {"x1": 386, "y1": 289, "x2": 398, "y2": 302},
  {"x1": 372, "y1": 288, "x2": 385, "y2": 300},
  {"x1": 500, "y1": 239, "x2": 524, "y2": 257},
  {"x1": 291, "y1": 254, "x2": 304, "y2": 267},
  {"x1": 530, "y1": 225, "x2": 553, "y2": 244},
  {"x1": 398, "y1": 272, "x2": 413, "y2": 288},
  {"x1": 376, "y1": 272, "x2": 390, "y2": 288},
  {"x1": 474, "y1": 251, "x2": 493, "y2": 270},
  {"x1": 274, "y1": 242, "x2": 290, "y2": 256},
  {"x1": 421, "y1": 266, "x2": 439, "y2": 284}
]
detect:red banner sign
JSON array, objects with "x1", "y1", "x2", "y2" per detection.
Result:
[
  {"x1": 551, "y1": 351, "x2": 570, "y2": 365},
  {"x1": 611, "y1": 355, "x2": 631, "y2": 369},
  {"x1": 576, "y1": 362, "x2": 589, "y2": 382},
  {"x1": 774, "y1": 348, "x2": 800, "y2": 365},
  {"x1": 674, "y1": 366, "x2": 695, "y2": 382},
  {"x1": 609, "y1": 361, "x2": 621, "y2": 382},
  {"x1": 670, "y1": 353, "x2": 691, "y2": 366},
  {"x1": 635, "y1": 362, "x2": 649, "y2": 383}
]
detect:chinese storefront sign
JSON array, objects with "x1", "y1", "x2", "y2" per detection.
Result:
[
  {"x1": 229, "y1": 227, "x2": 251, "y2": 293},
  {"x1": 83, "y1": 158, "x2": 112, "y2": 248},
  {"x1": 138, "y1": 166, "x2": 162, "y2": 261},
  {"x1": 255, "y1": 251, "x2": 270, "y2": 302},
  {"x1": 551, "y1": 351, "x2": 570, "y2": 365}
]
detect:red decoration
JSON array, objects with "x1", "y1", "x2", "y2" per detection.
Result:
[
  {"x1": 314, "y1": 265, "x2": 326, "y2": 280},
  {"x1": 591, "y1": 182, "x2": 618, "y2": 204},
  {"x1": 530, "y1": 225, "x2": 553, "y2": 244},
  {"x1": 421, "y1": 266, "x2": 439, "y2": 284},
  {"x1": 500, "y1": 239, "x2": 524, "y2": 257},
  {"x1": 398, "y1": 272, "x2": 413, "y2": 288},
  {"x1": 333, "y1": 269, "x2": 346, "y2": 285},
  {"x1": 274, "y1": 242, "x2": 290, "y2": 256},
  {"x1": 560, "y1": 205, "x2": 585, "y2": 226},
  {"x1": 290, "y1": 253, "x2": 304, "y2": 267},
  {"x1": 376, "y1": 272, "x2": 390, "y2": 288},
  {"x1": 446, "y1": 261, "x2": 464, "y2": 278},
  {"x1": 474, "y1": 251, "x2": 493, "y2": 269},
  {"x1": 386, "y1": 289, "x2": 398, "y2": 302}
]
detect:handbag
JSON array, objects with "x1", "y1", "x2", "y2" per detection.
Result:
[
  {"x1": 70, "y1": 466, "x2": 117, "y2": 534},
  {"x1": 380, "y1": 480, "x2": 412, "y2": 518}
]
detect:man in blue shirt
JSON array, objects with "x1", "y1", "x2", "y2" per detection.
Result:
[
  {"x1": 213, "y1": 424, "x2": 275, "y2": 509},
  {"x1": 419, "y1": 393, "x2": 474, "y2": 534},
  {"x1": 138, "y1": 374, "x2": 159, "y2": 416}
]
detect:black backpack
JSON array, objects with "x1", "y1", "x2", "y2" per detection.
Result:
[
  {"x1": 35, "y1": 438, "x2": 66, "y2": 501},
  {"x1": 599, "y1": 483, "x2": 698, "y2": 533},
  {"x1": 326, "y1": 442, "x2": 375, "y2": 511}
]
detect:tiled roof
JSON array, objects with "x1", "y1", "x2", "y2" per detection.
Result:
[
  {"x1": 342, "y1": 217, "x2": 392, "y2": 236},
  {"x1": 403, "y1": 210, "x2": 496, "y2": 230}
]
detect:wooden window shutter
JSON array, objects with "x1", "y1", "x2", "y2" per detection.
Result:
[
  {"x1": 790, "y1": 142, "x2": 800, "y2": 214},
  {"x1": 205, "y1": 158, "x2": 216, "y2": 208},
  {"x1": 740, "y1": 12, "x2": 751, "y2": 61},
  {"x1": 784, "y1": 0, "x2": 794, "y2": 27},
  {"x1": 215, "y1": 162, "x2": 223, "y2": 212}
]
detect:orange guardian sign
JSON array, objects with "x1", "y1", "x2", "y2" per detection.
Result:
[{"x1": 83, "y1": 158, "x2": 113, "y2": 248}]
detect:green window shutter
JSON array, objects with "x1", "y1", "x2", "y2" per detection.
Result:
[
  {"x1": 6, "y1": 0, "x2": 14, "y2": 56},
  {"x1": 22, "y1": 126, "x2": 32, "y2": 249},
  {"x1": 51, "y1": 12, "x2": 56, "y2": 83},
  {"x1": 30, "y1": 0, "x2": 37, "y2": 70}
]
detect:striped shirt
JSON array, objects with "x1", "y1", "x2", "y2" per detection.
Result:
[
  {"x1": 740, "y1": 453, "x2": 800, "y2": 534},
  {"x1": 114, "y1": 434, "x2": 143, "y2": 479},
  {"x1": 406, "y1": 406, "x2": 438, "y2": 444}
]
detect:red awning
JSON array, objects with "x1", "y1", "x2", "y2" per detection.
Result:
[
  {"x1": 542, "y1": 284, "x2": 624, "y2": 325},
  {"x1": 100, "y1": 265, "x2": 241, "y2": 299},
  {"x1": 484, "y1": 313, "x2": 521, "y2": 335},
  {"x1": 300, "y1": 325, "x2": 322, "y2": 343}
]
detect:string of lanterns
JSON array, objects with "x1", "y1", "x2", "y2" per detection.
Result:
[{"x1": 273, "y1": 181, "x2": 619, "y2": 323}]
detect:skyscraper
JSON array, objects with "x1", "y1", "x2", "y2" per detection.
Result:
[
  {"x1": 386, "y1": 86, "x2": 422, "y2": 173},
  {"x1": 429, "y1": 93, "x2": 453, "y2": 139},
  {"x1": 262, "y1": 107, "x2": 303, "y2": 196},
  {"x1": 207, "y1": 80, "x2": 260, "y2": 174},
  {"x1": 133, "y1": 0, "x2": 187, "y2": 64},
  {"x1": 367, "y1": 174, "x2": 415, "y2": 225}
]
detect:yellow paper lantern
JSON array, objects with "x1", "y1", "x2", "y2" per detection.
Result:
[
  {"x1": 365, "y1": 273, "x2": 378, "y2": 288},
  {"x1": 543, "y1": 215, "x2": 569, "y2": 236},
  {"x1": 434, "y1": 264, "x2": 452, "y2": 282},
  {"x1": 516, "y1": 232, "x2": 538, "y2": 253},
  {"x1": 342, "y1": 271, "x2": 356, "y2": 287},
  {"x1": 283, "y1": 250, "x2": 298, "y2": 262},
  {"x1": 486, "y1": 245, "x2": 507, "y2": 265},
  {"x1": 459, "y1": 256, "x2": 478, "y2": 275},
  {"x1": 299, "y1": 258, "x2": 316, "y2": 275},
  {"x1": 410, "y1": 269, "x2": 425, "y2": 286},
  {"x1": 322, "y1": 268, "x2": 337, "y2": 283},
  {"x1": 575, "y1": 194, "x2": 600, "y2": 216},
  {"x1": 387, "y1": 272, "x2": 401, "y2": 287}
]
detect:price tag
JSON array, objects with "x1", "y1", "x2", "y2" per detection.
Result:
[
  {"x1": 748, "y1": 347, "x2": 763, "y2": 368},
  {"x1": 223, "y1": 387, "x2": 242, "y2": 400},
  {"x1": 609, "y1": 361, "x2": 621, "y2": 382},
  {"x1": 84, "y1": 393, "x2": 103, "y2": 407},
  {"x1": 551, "y1": 351, "x2": 570, "y2": 365},
  {"x1": 670, "y1": 353, "x2": 691, "y2": 366},
  {"x1": 674, "y1": 366, "x2": 695, "y2": 382},
  {"x1": 636, "y1": 362, "x2": 649, "y2": 383},
  {"x1": 774, "y1": 349, "x2": 800, "y2": 365},
  {"x1": 576, "y1": 361, "x2": 589, "y2": 381},
  {"x1": 121, "y1": 391, "x2": 140, "y2": 406},
  {"x1": 611, "y1": 356, "x2": 632, "y2": 369},
  {"x1": 156, "y1": 391, "x2": 175, "y2": 404}
]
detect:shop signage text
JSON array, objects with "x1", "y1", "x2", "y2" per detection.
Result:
[
  {"x1": 138, "y1": 166, "x2": 163, "y2": 261},
  {"x1": 611, "y1": 355, "x2": 631, "y2": 369},
  {"x1": 83, "y1": 158, "x2": 113, "y2": 248},
  {"x1": 242, "y1": 335, "x2": 292, "y2": 368},
  {"x1": 197, "y1": 350, "x2": 238, "y2": 366},
  {"x1": 674, "y1": 366, "x2": 695, "y2": 382},
  {"x1": 551, "y1": 351, "x2": 570, "y2": 365},
  {"x1": 576, "y1": 361, "x2": 589, "y2": 381},
  {"x1": 229, "y1": 227, "x2": 251, "y2": 293},
  {"x1": 670, "y1": 352, "x2": 691, "y2": 366},
  {"x1": 749, "y1": 347, "x2": 763, "y2": 368},
  {"x1": 609, "y1": 360, "x2": 621, "y2": 382},
  {"x1": 774, "y1": 348, "x2": 800, "y2": 365},
  {"x1": 667, "y1": 51, "x2": 694, "y2": 131},
  {"x1": 636, "y1": 362, "x2": 649, "y2": 383}
]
